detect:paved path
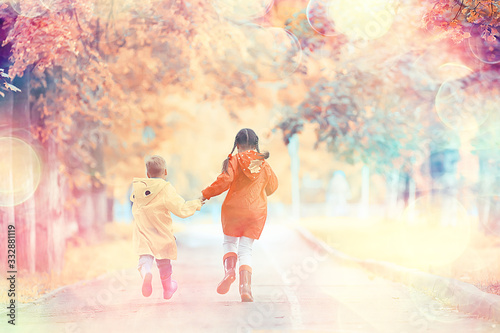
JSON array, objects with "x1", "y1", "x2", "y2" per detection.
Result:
[{"x1": 2, "y1": 222, "x2": 498, "y2": 333}]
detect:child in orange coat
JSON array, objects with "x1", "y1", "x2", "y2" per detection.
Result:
[{"x1": 202, "y1": 128, "x2": 278, "y2": 302}]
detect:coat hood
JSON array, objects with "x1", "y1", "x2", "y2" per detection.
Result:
[
  {"x1": 234, "y1": 150, "x2": 266, "y2": 181},
  {"x1": 130, "y1": 178, "x2": 167, "y2": 207}
]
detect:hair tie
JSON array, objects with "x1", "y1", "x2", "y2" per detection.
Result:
[{"x1": 228, "y1": 154, "x2": 232, "y2": 159}]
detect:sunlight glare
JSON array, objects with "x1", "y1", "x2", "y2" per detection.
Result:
[{"x1": 328, "y1": 0, "x2": 395, "y2": 41}]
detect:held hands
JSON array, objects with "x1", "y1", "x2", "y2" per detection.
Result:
[{"x1": 199, "y1": 195, "x2": 207, "y2": 206}]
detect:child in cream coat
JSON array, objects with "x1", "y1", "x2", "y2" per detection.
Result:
[{"x1": 131, "y1": 155, "x2": 203, "y2": 299}]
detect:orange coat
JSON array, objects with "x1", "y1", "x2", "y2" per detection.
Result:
[{"x1": 202, "y1": 150, "x2": 278, "y2": 239}]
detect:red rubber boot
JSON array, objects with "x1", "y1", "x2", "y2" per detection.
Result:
[
  {"x1": 239, "y1": 265, "x2": 253, "y2": 302},
  {"x1": 217, "y1": 252, "x2": 237, "y2": 294}
]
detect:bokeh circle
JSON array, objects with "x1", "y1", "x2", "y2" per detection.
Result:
[
  {"x1": 212, "y1": 0, "x2": 273, "y2": 22},
  {"x1": 0, "y1": 137, "x2": 42, "y2": 207},
  {"x1": 435, "y1": 72, "x2": 495, "y2": 132},
  {"x1": 239, "y1": 26, "x2": 302, "y2": 81},
  {"x1": 468, "y1": 25, "x2": 500, "y2": 65},
  {"x1": 328, "y1": 0, "x2": 395, "y2": 41},
  {"x1": 9, "y1": 0, "x2": 46, "y2": 18},
  {"x1": 400, "y1": 195, "x2": 472, "y2": 268},
  {"x1": 39, "y1": 0, "x2": 59, "y2": 12},
  {"x1": 306, "y1": 0, "x2": 337, "y2": 36}
]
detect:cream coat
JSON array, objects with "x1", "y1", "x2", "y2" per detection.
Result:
[{"x1": 130, "y1": 178, "x2": 201, "y2": 260}]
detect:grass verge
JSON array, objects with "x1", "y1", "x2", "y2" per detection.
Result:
[{"x1": 301, "y1": 216, "x2": 500, "y2": 295}]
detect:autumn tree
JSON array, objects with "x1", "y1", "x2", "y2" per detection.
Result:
[
  {"x1": 0, "y1": 0, "x2": 264, "y2": 272},
  {"x1": 268, "y1": 0, "x2": 493, "y2": 221},
  {"x1": 275, "y1": 3, "x2": 435, "y2": 170}
]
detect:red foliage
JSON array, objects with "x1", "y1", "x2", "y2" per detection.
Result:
[{"x1": 423, "y1": 0, "x2": 500, "y2": 44}]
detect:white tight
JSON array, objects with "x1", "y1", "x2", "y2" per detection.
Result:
[{"x1": 223, "y1": 235, "x2": 255, "y2": 267}]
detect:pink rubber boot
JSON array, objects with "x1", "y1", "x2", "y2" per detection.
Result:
[{"x1": 161, "y1": 276, "x2": 178, "y2": 300}]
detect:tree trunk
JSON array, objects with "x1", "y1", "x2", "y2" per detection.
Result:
[
  {"x1": 288, "y1": 134, "x2": 300, "y2": 223},
  {"x1": 74, "y1": 186, "x2": 96, "y2": 239},
  {"x1": 0, "y1": 88, "x2": 15, "y2": 274},
  {"x1": 477, "y1": 153, "x2": 500, "y2": 234},
  {"x1": 386, "y1": 169, "x2": 400, "y2": 219},
  {"x1": 359, "y1": 165, "x2": 370, "y2": 218},
  {"x1": 92, "y1": 184, "x2": 107, "y2": 237},
  {"x1": 430, "y1": 149, "x2": 460, "y2": 226},
  {"x1": 107, "y1": 195, "x2": 114, "y2": 222},
  {"x1": 35, "y1": 138, "x2": 66, "y2": 272},
  {"x1": 11, "y1": 71, "x2": 38, "y2": 273}
]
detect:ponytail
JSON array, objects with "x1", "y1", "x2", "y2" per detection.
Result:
[
  {"x1": 221, "y1": 142, "x2": 237, "y2": 174},
  {"x1": 255, "y1": 135, "x2": 270, "y2": 160},
  {"x1": 258, "y1": 151, "x2": 270, "y2": 159}
]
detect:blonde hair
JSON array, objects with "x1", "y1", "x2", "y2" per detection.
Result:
[{"x1": 145, "y1": 155, "x2": 167, "y2": 177}]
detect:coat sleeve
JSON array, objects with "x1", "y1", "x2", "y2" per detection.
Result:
[
  {"x1": 164, "y1": 183, "x2": 202, "y2": 218},
  {"x1": 202, "y1": 158, "x2": 236, "y2": 200},
  {"x1": 265, "y1": 165, "x2": 278, "y2": 196}
]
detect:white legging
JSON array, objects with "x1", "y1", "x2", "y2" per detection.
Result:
[{"x1": 223, "y1": 235, "x2": 255, "y2": 267}]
